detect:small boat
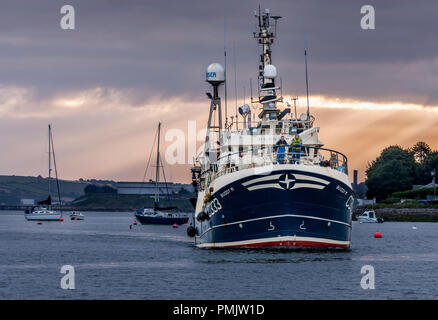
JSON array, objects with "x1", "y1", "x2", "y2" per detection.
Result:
[
  {"x1": 135, "y1": 123, "x2": 189, "y2": 225},
  {"x1": 25, "y1": 125, "x2": 63, "y2": 222},
  {"x1": 70, "y1": 211, "x2": 84, "y2": 220},
  {"x1": 136, "y1": 206, "x2": 189, "y2": 225},
  {"x1": 24, "y1": 198, "x2": 62, "y2": 221},
  {"x1": 356, "y1": 210, "x2": 384, "y2": 223}
]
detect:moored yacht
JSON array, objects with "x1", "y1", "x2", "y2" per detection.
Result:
[
  {"x1": 135, "y1": 123, "x2": 189, "y2": 225},
  {"x1": 25, "y1": 197, "x2": 62, "y2": 221},
  {"x1": 24, "y1": 125, "x2": 63, "y2": 222}
]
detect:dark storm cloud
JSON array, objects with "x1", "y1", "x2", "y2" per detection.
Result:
[{"x1": 0, "y1": 0, "x2": 437, "y2": 105}]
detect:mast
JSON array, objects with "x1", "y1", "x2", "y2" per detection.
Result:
[
  {"x1": 224, "y1": 11, "x2": 228, "y2": 126},
  {"x1": 253, "y1": 7, "x2": 282, "y2": 114},
  {"x1": 49, "y1": 125, "x2": 63, "y2": 216},
  {"x1": 205, "y1": 63, "x2": 225, "y2": 166},
  {"x1": 48, "y1": 124, "x2": 52, "y2": 196},
  {"x1": 233, "y1": 42, "x2": 238, "y2": 130},
  {"x1": 154, "y1": 122, "x2": 161, "y2": 204},
  {"x1": 305, "y1": 49, "x2": 310, "y2": 121}
]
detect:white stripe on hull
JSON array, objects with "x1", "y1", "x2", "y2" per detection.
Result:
[
  {"x1": 197, "y1": 235, "x2": 350, "y2": 248},
  {"x1": 241, "y1": 174, "x2": 283, "y2": 186},
  {"x1": 211, "y1": 164, "x2": 352, "y2": 199},
  {"x1": 292, "y1": 174, "x2": 330, "y2": 185},
  {"x1": 25, "y1": 214, "x2": 62, "y2": 221},
  {"x1": 247, "y1": 183, "x2": 284, "y2": 191},
  {"x1": 196, "y1": 213, "x2": 351, "y2": 239}
]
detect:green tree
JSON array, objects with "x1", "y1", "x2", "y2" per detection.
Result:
[
  {"x1": 365, "y1": 146, "x2": 416, "y2": 201},
  {"x1": 84, "y1": 184, "x2": 117, "y2": 194},
  {"x1": 424, "y1": 151, "x2": 438, "y2": 179},
  {"x1": 411, "y1": 141, "x2": 432, "y2": 163}
]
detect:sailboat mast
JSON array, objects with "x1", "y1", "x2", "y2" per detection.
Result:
[
  {"x1": 155, "y1": 122, "x2": 161, "y2": 204},
  {"x1": 48, "y1": 124, "x2": 52, "y2": 196},
  {"x1": 50, "y1": 126, "x2": 63, "y2": 216}
]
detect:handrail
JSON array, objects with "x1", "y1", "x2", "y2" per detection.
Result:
[
  {"x1": 224, "y1": 116, "x2": 316, "y2": 131},
  {"x1": 198, "y1": 144, "x2": 349, "y2": 184},
  {"x1": 216, "y1": 145, "x2": 348, "y2": 164}
]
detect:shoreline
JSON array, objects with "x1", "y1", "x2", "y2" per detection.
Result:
[
  {"x1": 354, "y1": 207, "x2": 438, "y2": 222},
  {"x1": 2, "y1": 206, "x2": 437, "y2": 221}
]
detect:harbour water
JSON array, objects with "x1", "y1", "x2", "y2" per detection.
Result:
[{"x1": 0, "y1": 210, "x2": 437, "y2": 299}]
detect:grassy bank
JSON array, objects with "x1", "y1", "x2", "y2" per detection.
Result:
[
  {"x1": 360, "y1": 202, "x2": 437, "y2": 210},
  {"x1": 0, "y1": 175, "x2": 87, "y2": 204}
]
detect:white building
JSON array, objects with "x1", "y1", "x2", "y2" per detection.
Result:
[
  {"x1": 116, "y1": 181, "x2": 193, "y2": 195},
  {"x1": 412, "y1": 182, "x2": 438, "y2": 190},
  {"x1": 356, "y1": 198, "x2": 376, "y2": 206},
  {"x1": 20, "y1": 199, "x2": 35, "y2": 205}
]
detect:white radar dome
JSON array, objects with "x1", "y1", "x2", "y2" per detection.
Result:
[
  {"x1": 263, "y1": 64, "x2": 277, "y2": 79},
  {"x1": 206, "y1": 63, "x2": 225, "y2": 83}
]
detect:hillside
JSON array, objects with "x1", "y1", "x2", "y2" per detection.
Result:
[
  {"x1": 72, "y1": 193, "x2": 195, "y2": 212},
  {"x1": 0, "y1": 175, "x2": 113, "y2": 205},
  {"x1": 0, "y1": 175, "x2": 195, "y2": 211}
]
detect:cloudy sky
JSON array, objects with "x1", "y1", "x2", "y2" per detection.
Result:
[{"x1": 1, "y1": 0, "x2": 437, "y2": 183}]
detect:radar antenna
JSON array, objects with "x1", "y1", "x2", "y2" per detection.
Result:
[
  {"x1": 253, "y1": 7, "x2": 282, "y2": 117},
  {"x1": 205, "y1": 63, "x2": 225, "y2": 165}
]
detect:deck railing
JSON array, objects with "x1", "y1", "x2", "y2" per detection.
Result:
[{"x1": 198, "y1": 145, "x2": 348, "y2": 188}]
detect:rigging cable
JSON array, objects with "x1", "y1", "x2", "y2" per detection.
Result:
[
  {"x1": 138, "y1": 127, "x2": 158, "y2": 195},
  {"x1": 49, "y1": 126, "x2": 63, "y2": 216}
]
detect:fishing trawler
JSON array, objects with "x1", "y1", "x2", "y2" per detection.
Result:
[
  {"x1": 135, "y1": 123, "x2": 189, "y2": 225},
  {"x1": 187, "y1": 7, "x2": 355, "y2": 248},
  {"x1": 24, "y1": 125, "x2": 63, "y2": 221}
]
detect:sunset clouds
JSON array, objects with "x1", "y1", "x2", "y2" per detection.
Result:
[{"x1": 0, "y1": 0, "x2": 437, "y2": 183}]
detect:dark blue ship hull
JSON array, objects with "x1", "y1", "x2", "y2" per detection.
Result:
[
  {"x1": 194, "y1": 168, "x2": 354, "y2": 248},
  {"x1": 135, "y1": 214, "x2": 188, "y2": 225}
]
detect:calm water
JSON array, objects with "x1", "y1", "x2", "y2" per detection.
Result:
[{"x1": 0, "y1": 210, "x2": 437, "y2": 299}]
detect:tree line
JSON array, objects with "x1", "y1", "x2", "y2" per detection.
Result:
[
  {"x1": 84, "y1": 184, "x2": 117, "y2": 194},
  {"x1": 365, "y1": 141, "x2": 438, "y2": 201}
]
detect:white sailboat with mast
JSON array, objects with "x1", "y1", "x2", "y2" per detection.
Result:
[{"x1": 24, "y1": 125, "x2": 63, "y2": 221}]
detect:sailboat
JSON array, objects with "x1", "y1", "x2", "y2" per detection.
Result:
[
  {"x1": 24, "y1": 125, "x2": 63, "y2": 221},
  {"x1": 135, "y1": 122, "x2": 189, "y2": 225}
]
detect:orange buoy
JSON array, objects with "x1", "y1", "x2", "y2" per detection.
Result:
[
  {"x1": 374, "y1": 232, "x2": 382, "y2": 238},
  {"x1": 133, "y1": 221, "x2": 137, "y2": 225},
  {"x1": 172, "y1": 223, "x2": 178, "y2": 228},
  {"x1": 37, "y1": 221, "x2": 42, "y2": 225},
  {"x1": 59, "y1": 218, "x2": 64, "y2": 221}
]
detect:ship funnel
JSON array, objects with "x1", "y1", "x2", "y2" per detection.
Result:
[{"x1": 206, "y1": 63, "x2": 225, "y2": 84}]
